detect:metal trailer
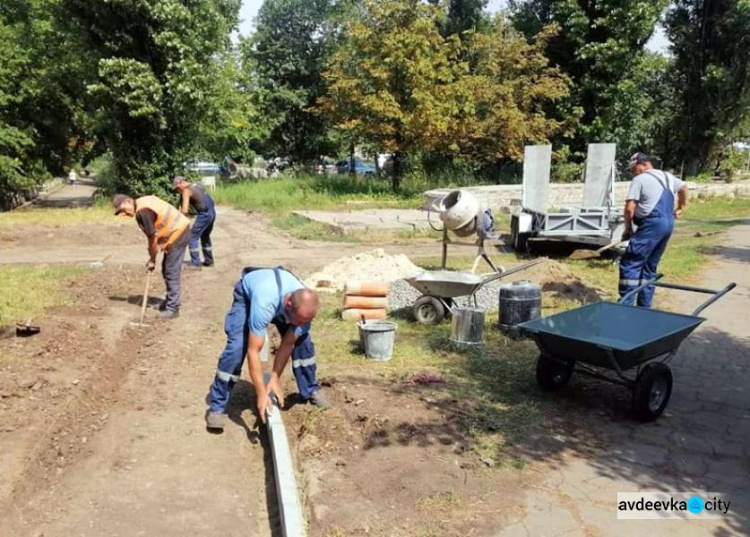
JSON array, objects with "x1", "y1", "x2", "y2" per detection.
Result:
[
  {"x1": 509, "y1": 144, "x2": 626, "y2": 252},
  {"x1": 405, "y1": 259, "x2": 544, "y2": 324},
  {"x1": 518, "y1": 277, "x2": 736, "y2": 421}
]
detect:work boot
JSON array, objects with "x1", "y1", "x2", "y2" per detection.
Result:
[
  {"x1": 158, "y1": 309, "x2": 179, "y2": 320},
  {"x1": 158, "y1": 299, "x2": 167, "y2": 311},
  {"x1": 309, "y1": 390, "x2": 330, "y2": 408},
  {"x1": 202, "y1": 261, "x2": 214, "y2": 267},
  {"x1": 206, "y1": 411, "x2": 225, "y2": 431}
]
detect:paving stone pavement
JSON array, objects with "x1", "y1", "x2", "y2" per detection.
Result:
[{"x1": 501, "y1": 222, "x2": 750, "y2": 536}]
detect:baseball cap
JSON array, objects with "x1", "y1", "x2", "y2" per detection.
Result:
[
  {"x1": 628, "y1": 152, "x2": 650, "y2": 170},
  {"x1": 173, "y1": 176, "x2": 186, "y2": 187},
  {"x1": 112, "y1": 194, "x2": 130, "y2": 215}
]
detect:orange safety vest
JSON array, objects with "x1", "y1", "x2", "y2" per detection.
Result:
[{"x1": 135, "y1": 195, "x2": 190, "y2": 251}]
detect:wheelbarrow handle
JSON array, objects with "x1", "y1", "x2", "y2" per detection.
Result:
[
  {"x1": 478, "y1": 257, "x2": 546, "y2": 286},
  {"x1": 687, "y1": 282, "x2": 736, "y2": 316}
]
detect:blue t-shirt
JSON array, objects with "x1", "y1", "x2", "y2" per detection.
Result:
[{"x1": 242, "y1": 268, "x2": 309, "y2": 337}]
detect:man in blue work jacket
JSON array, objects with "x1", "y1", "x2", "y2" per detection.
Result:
[
  {"x1": 619, "y1": 152, "x2": 689, "y2": 307},
  {"x1": 206, "y1": 266, "x2": 329, "y2": 431}
]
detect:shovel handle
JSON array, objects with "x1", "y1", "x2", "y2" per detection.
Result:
[{"x1": 140, "y1": 270, "x2": 152, "y2": 324}]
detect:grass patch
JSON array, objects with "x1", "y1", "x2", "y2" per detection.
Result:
[
  {"x1": 0, "y1": 205, "x2": 118, "y2": 228},
  {"x1": 0, "y1": 266, "x2": 86, "y2": 325},
  {"x1": 215, "y1": 175, "x2": 421, "y2": 214}
]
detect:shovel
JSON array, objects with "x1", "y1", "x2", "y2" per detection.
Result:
[{"x1": 569, "y1": 241, "x2": 627, "y2": 261}]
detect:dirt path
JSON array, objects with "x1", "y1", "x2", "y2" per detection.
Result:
[
  {"x1": 0, "y1": 206, "x2": 484, "y2": 536},
  {"x1": 498, "y1": 222, "x2": 750, "y2": 537}
]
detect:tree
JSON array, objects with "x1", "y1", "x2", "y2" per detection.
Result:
[
  {"x1": 62, "y1": 0, "x2": 242, "y2": 196},
  {"x1": 0, "y1": 0, "x2": 92, "y2": 208},
  {"x1": 319, "y1": 0, "x2": 570, "y2": 191},
  {"x1": 246, "y1": 0, "x2": 347, "y2": 164},
  {"x1": 665, "y1": 0, "x2": 750, "y2": 175},
  {"x1": 510, "y1": 0, "x2": 668, "y2": 157}
]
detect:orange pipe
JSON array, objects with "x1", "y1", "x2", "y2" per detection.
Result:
[
  {"x1": 344, "y1": 281, "x2": 389, "y2": 297},
  {"x1": 341, "y1": 308, "x2": 388, "y2": 321},
  {"x1": 343, "y1": 296, "x2": 389, "y2": 309}
]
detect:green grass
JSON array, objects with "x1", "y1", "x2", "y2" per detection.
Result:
[
  {"x1": 568, "y1": 196, "x2": 750, "y2": 292},
  {"x1": 215, "y1": 174, "x2": 421, "y2": 214},
  {"x1": 0, "y1": 266, "x2": 86, "y2": 325},
  {"x1": 214, "y1": 174, "x2": 426, "y2": 241},
  {"x1": 0, "y1": 205, "x2": 119, "y2": 227}
]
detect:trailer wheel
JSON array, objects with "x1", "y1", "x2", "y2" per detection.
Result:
[
  {"x1": 536, "y1": 354, "x2": 574, "y2": 391},
  {"x1": 632, "y1": 363, "x2": 673, "y2": 421},
  {"x1": 413, "y1": 296, "x2": 445, "y2": 325}
]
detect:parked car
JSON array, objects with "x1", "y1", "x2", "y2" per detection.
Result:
[
  {"x1": 183, "y1": 160, "x2": 224, "y2": 177},
  {"x1": 336, "y1": 159, "x2": 377, "y2": 175}
]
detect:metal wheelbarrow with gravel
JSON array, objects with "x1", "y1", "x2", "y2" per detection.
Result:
[
  {"x1": 405, "y1": 259, "x2": 545, "y2": 324},
  {"x1": 518, "y1": 275, "x2": 736, "y2": 421}
]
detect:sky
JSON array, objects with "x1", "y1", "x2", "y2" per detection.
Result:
[{"x1": 238, "y1": 0, "x2": 669, "y2": 53}]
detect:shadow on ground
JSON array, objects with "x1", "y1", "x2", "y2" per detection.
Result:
[{"x1": 326, "y1": 324, "x2": 749, "y2": 535}]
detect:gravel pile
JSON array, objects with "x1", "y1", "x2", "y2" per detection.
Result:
[{"x1": 304, "y1": 248, "x2": 422, "y2": 292}]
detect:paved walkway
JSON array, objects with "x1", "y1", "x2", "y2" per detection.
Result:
[
  {"x1": 501, "y1": 222, "x2": 750, "y2": 536},
  {"x1": 35, "y1": 176, "x2": 98, "y2": 208}
]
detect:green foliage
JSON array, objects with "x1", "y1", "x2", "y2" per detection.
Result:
[
  {"x1": 245, "y1": 0, "x2": 346, "y2": 163},
  {"x1": 510, "y1": 0, "x2": 668, "y2": 158},
  {"x1": 319, "y1": 0, "x2": 570, "y2": 191},
  {"x1": 62, "y1": 0, "x2": 242, "y2": 196},
  {"x1": 0, "y1": 0, "x2": 91, "y2": 209},
  {"x1": 665, "y1": 0, "x2": 750, "y2": 175}
]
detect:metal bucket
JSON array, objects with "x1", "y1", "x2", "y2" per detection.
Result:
[
  {"x1": 358, "y1": 320, "x2": 397, "y2": 361},
  {"x1": 450, "y1": 307, "x2": 485, "y2": 349}
]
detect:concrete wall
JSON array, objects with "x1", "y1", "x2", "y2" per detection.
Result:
[{"x1": 423, "y1": 181, "x2": 750, "y2": 213}]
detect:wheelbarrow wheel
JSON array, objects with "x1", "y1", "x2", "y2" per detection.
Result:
[
  {"x1": 632, "y1": 363, "x2": 673, "y2": 421},
  {"x1": 536, "y1": 354, "x2": 574, "y2": 391},
  {"x1": 413, "y1": 296, "x2": 445, "y2": 325}
]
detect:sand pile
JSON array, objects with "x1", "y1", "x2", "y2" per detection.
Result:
[{"x1": 304, "y1": 249, "x2": 423, "y2": 292}]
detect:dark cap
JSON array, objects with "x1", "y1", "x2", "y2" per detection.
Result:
[
  {"x1": 112, "y1": 194, "x2": 131, "y2": 215},
  {"x1": 628, "y1": 152, "x2": 650, "y2": 170},
  {"x1": 173, "y1": 176, "x2": 187, "y2": 187}
]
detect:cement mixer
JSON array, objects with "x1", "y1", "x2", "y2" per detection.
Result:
[{"x1": 428, "y1": 189, "x2": 501, "y2": 273}]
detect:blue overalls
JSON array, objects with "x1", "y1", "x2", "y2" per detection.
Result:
[
  {"x1": 189, "y1": 189, "x2": 215, "y2": 266},
  {"x1": 208, "y1": 267, "x2": 319, "y2": 414},
  {"x1": 619, "y1": 172, "x2": 675, "y2": 307}
]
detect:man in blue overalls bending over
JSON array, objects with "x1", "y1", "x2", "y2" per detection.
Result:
[
  {"x1": 619, "y1": 152, "x2": 689, "y2": 307},
  {"x1": 206, "y1": 266, "x2": 329, "y2": 431},
  {"x1": 174, "y1": 176, "x2": 216, "y2": 268}
]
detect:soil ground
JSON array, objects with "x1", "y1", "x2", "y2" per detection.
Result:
[{"x1": 0, "y1": 183, "x2": 747, "y2": 536}]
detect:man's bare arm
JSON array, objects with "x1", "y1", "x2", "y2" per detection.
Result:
[
  {"x1": 147, "y1": 234, "x2": 159, "y2": 263},
  {"x1": 623, "y1": 200, "x2": 637, "y2": 239},
  {"x1": 180, "y1": 189, "x2": 191, "y2": 215},
  {"x1": 247, "y1": 333, "x2": 271, "y2": 421},
  {"x1": 675, "y1": 185, "x2": 689, "y2": 217}
]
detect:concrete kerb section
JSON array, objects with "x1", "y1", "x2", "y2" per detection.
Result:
[{"x1": 264, "y1": 373, "x2": 305, "y2": 537}]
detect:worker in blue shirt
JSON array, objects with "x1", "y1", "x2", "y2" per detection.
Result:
[
  {"x1": 619, "y1": 152, "x2": 689, "y2": 307},
  {"x1": 206, "y1": 266, "x2": 329, "y2": 431}
]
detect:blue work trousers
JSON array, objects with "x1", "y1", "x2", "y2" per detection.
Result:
[
  {"x1": 189, "y1": 199, "x2": 215, "y2": 266},
  {"x1": 619, "y1": 188, "x2": 675, "y2": 307},
  {"x1": 208, "y1": 280, "x2": 319, "y2": 414}
]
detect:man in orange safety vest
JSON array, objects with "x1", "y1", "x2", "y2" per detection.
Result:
[{"x1": 113, "y1": 194, "x2": 191, "y2": 319}]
